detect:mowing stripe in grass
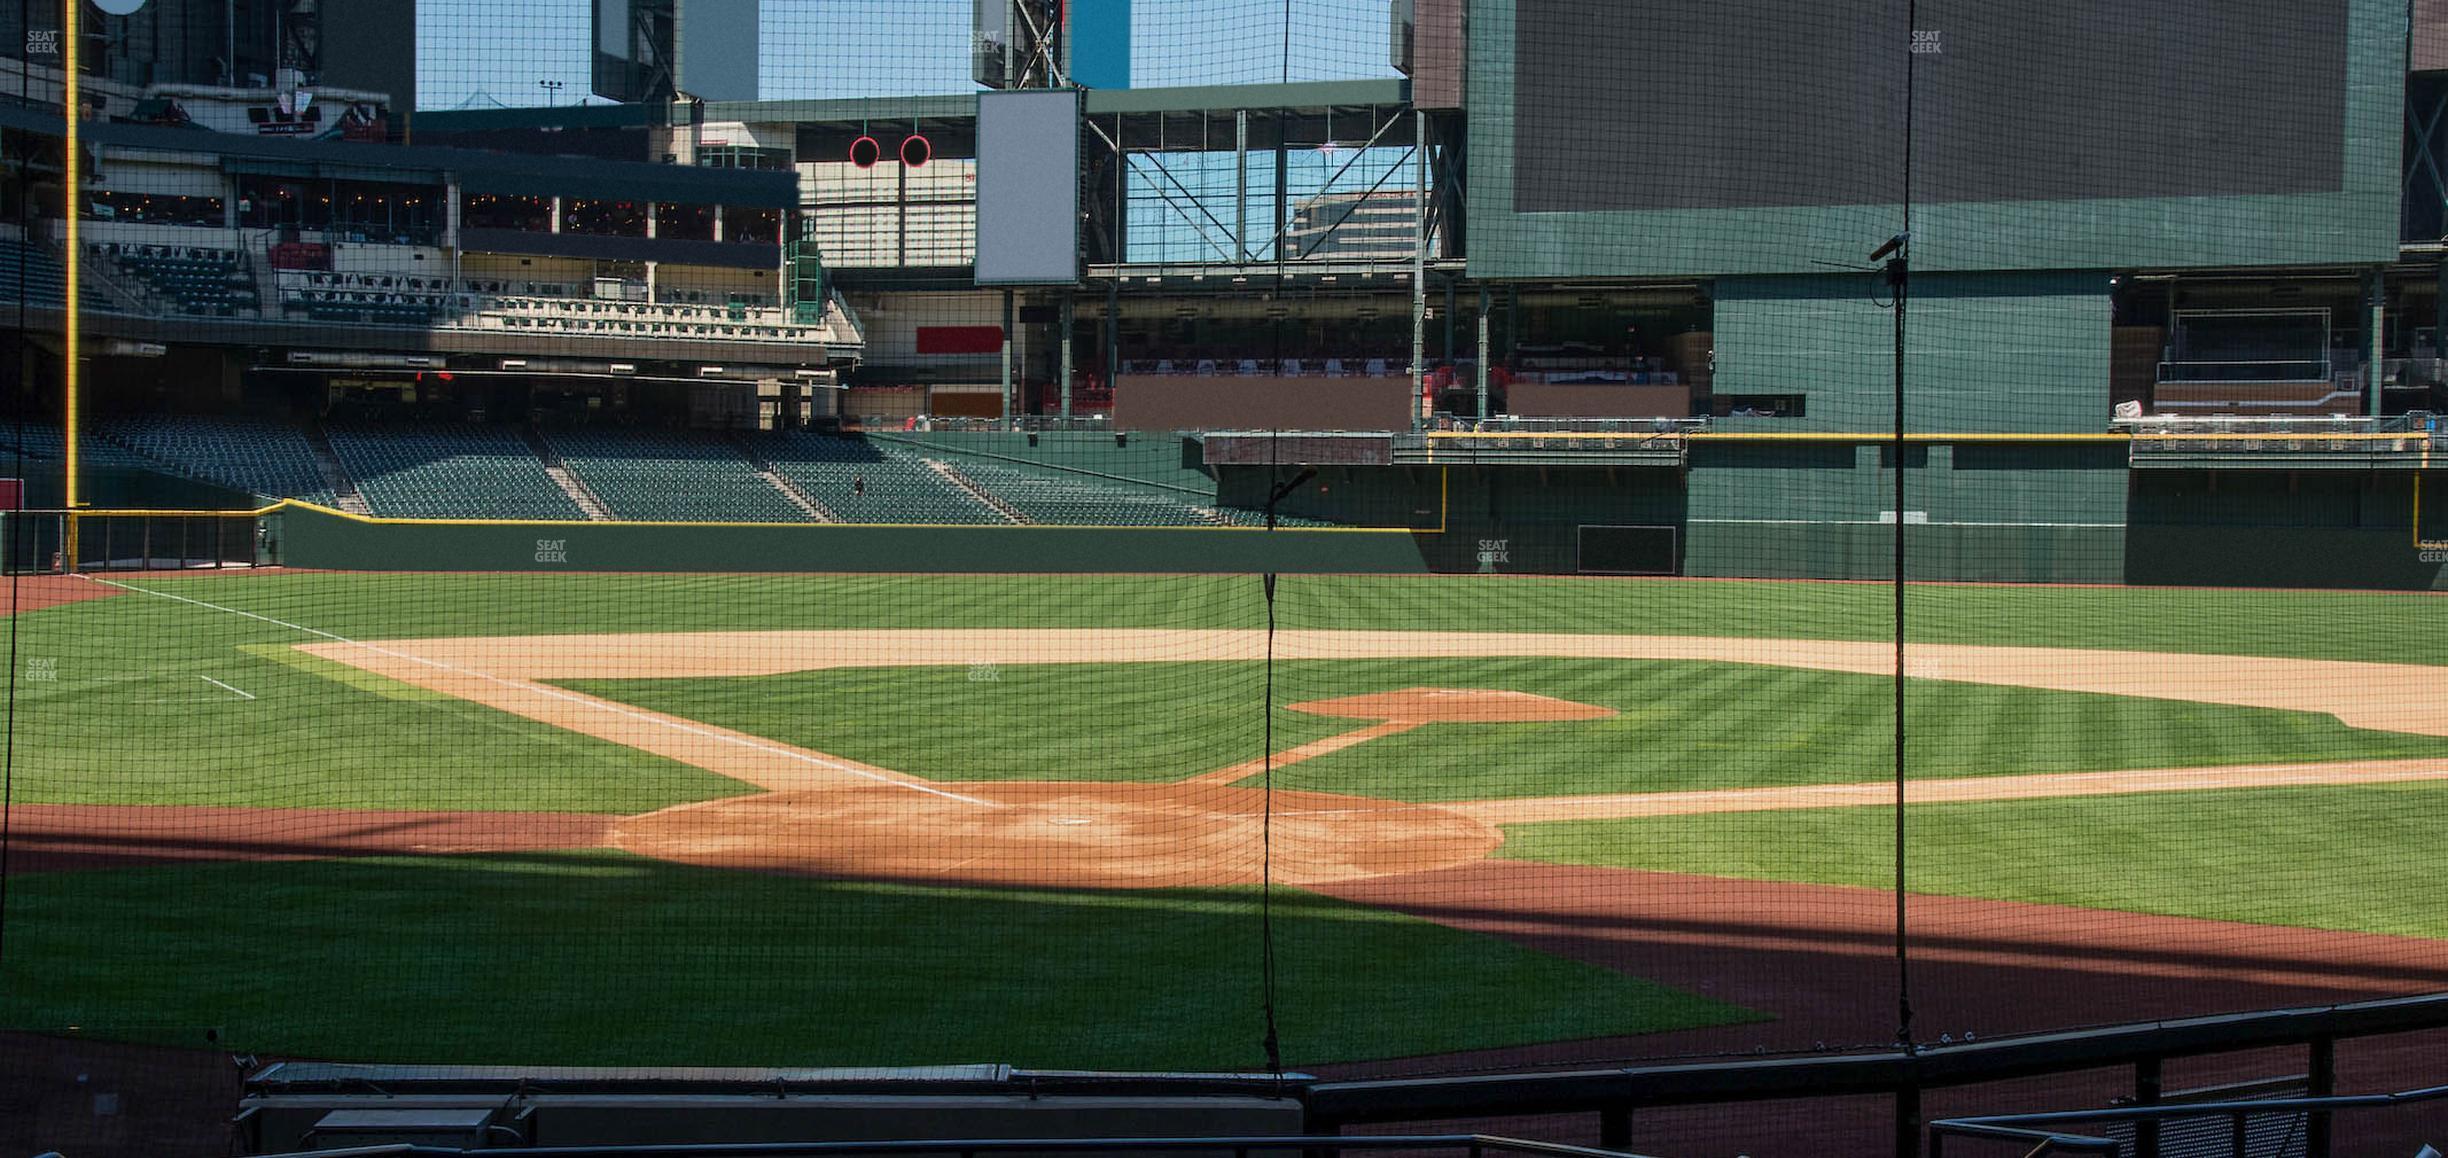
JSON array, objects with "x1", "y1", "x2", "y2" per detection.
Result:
[{"x1": 90, "y1": 576, "x2": 993, "y2": 807}]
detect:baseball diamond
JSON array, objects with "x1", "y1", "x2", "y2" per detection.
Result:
[
  {"x1": 13, "y1": 3, "x2": 2448, "y2": 1156},
  {"x1": 3, "y1": 570, "x2": 2445, "y2": 1084}
]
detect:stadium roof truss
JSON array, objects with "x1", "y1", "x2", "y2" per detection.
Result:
[{"x1": 415, "y1": 81, "x2": 1449, "y2": 278}]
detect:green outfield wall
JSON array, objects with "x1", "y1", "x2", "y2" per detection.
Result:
[
  {"x1": 277, "y1": 505, "x2": 1439, "y2": 574},
  {"x1": 1679, "y1": 440, "x2": 2130, "y2": 583},
  {"x1": 268, "y1": 463, "x2": 2448, "y2": 588},
  {"x1": 2127, "y1": 470, "x2": 2447, "y2": 589}
]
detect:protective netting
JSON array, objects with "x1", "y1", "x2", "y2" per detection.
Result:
[{"x1": 6, "y1": 2, "x2": 2448, "y2": 1157}]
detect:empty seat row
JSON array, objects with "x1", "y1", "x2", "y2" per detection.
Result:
[
  {"x1": 0, "y1": 242, "x2": 114, "y2": 311},
  {"x1": 100, "y1": 415, "x2": 336, "y2": 505},
  {"x1": 946, "y1": 460, "x2": 1229, "y2": 527},
  {"x1": 289, "y1": 271, "x2": 455, "y2": 293},
  {"x1": 324, "y1": 421, "x2": 582, "y2": 520},
  {"x1": 749, "y1": 432, "x2": 1007, "y2": 524},
  {"x1": 547, "y1": 429, "x2": 804, "y2": 522}
]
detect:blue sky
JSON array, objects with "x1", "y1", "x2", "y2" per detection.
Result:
[{"x1": 416, "y1": 0, "x2": 1396, "y2": 111}]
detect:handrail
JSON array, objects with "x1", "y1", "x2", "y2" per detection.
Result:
[
  {"x1": 1924, "y1": 1121, "x2": 2121, "y2": 1156},
  {"x1": 2119, "y1": 412, "x2": 2434, "y2": 436},
  {"x1": 247, "y1": 1135, "x2": 1668, "y2": 1158},
  {"x1": 1927, "y1": 1082, "x2": 2448, "y2": 1157},
  {"x1": 1307, "y1": 992, "x2": 2448, "y2": 1124}
]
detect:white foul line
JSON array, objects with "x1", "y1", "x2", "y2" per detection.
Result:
[
  {"x1": 81, "y1": 575, "x2": 994, "y2": 807},
  {"x1": 199, "y1": 676, "x2": 256, "y2": 700}
]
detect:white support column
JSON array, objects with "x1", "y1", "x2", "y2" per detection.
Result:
[
  {"x1": 1060, "y1": 293, "x2": 1074, "y2": 421},
  {"x1": 1234, "y1": 110, "x2": 1250, "y2": 264},
  {"x1": 550, "y1": 196, "x2": 563, "y2": 233},
  {"x1": 779, "y1": 210, "x2": 794, "y2": 310},
  {"x1": 1001, "y1": 289, "x2": 1017, "y2": 426},
  {"x1": 2367, "y1": 267, "x2": 2386, "y2": 418},
  {"x1": 1411, "y1": 109, "x2": 1429, "y2": 432},
  {"x1": 1477, "y1": 285, "x2": 1492, "y2": 419}
]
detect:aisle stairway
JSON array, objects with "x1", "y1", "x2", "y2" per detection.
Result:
[
  {"x1": 545, "y1": 427, "x2": 803, "y2": 523},
  {"x1": 523, "y1": 427, "x2": 614, "y2": 521},
  {"x1": 749, "y1": 432, "x2": 1007, "y2": 525},
  {"x1": 730, "y1": 434, "x2": 838, "y2": 522},
  {"x1": 302, "y1": 420, "x2": 372, "y2": 514},
  {"x1": 924, "y1": 460, "x2": 1028, "y2": 524},
  {"x1": 324, "y1": 421, "x2": 586, "y2": 520}
]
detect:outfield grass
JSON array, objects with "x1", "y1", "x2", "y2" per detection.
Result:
[
  {"x1": 53, "y1": 569, "x2": 2448, "y2": 664},
  {"x1": 13, "y1": 570, "x2": 2443, "y2": 811},
  {"x1": 1497, "y1": 781, "x2": 2448, "y2": 938},
  {"x1": 561, "y1": 658, "x2": 2448, "y2": 801},
  {"x1": 11, "y1": 586, "x2": 746, "y2": 811},
  {"x1": 0, "y1": 851, "x2": 1757, "y2": 1067}
]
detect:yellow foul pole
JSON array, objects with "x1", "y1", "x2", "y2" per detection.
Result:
[{"x1": 61, "y1": 0, "x2": 81, "y2": 568}]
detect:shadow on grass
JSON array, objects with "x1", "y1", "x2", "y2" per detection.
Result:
[
  {"x1": 0, "y1": 850, "x2": 1753, "y2": 1073},
  {"x1": 8, "y1": 805, "x2": 615, "y2": 872}
]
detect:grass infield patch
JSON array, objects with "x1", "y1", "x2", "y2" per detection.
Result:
[
  {"x1": 53, "y1": 570, "x2": 2448, "y2": 666},
  {"x1": 562, "y1": 658, "x2": 2448, "y2": 801}
]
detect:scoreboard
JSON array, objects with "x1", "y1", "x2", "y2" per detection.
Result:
[{"x1": 1466, "y1": 0, "x2": 2404, "y2": 278}]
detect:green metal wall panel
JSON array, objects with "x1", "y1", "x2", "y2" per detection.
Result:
[
  {"x1": 1709, "y1": 272, "x2": 2113, "y2": 433},
  {"x1": 2130, "y1": 469, "x2": 2418, "y2": 529},
  {"x1": 1682, "y1": 522, "x2": 2126, "y2": 584},
  {"x1": 2126, "y1": 527, "x2": 2447, "y2": 589},
  {"x1": 1684, "y1": 440, "x2": 2130, "y2": 582}
]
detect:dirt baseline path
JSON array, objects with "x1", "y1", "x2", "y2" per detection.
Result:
[
  {"x1": 277, "y1": 628, "x2": 2448, "y2": 889},
  {"x1": 299, "y1": 628, "x2": 2448, "y2": 736},
  {"x1": 3, "y1": 575, "x2": 127, "y2": 614}
]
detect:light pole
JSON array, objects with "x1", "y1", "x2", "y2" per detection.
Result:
[{"x1": 537, "y1": 79, "x2": 565, "y2": 106}]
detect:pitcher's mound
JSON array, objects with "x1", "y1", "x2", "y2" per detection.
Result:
[
  {"x1": 612, "y1": 782, "x2": 1500, "y2": 889},
  {"x1": 1289, "y1": 687, "x2": 1617, "y2": 724}
]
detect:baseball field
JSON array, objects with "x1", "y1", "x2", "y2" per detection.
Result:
[{"x1": 5, "y1": 569, "x2": 2446, "y2": 1073}]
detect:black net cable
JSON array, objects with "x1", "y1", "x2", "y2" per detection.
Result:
[
  {"x1": 0, "y1": 0, "x2": 32, "y2": 983},
  {"x1": 1259, "y1": 566, "x2": 1283, "y2": 1079},
  {"x1": 1257, "y1": 433, "x2": 1320, "y2": 1078},
  {"x1": 1257, "y1": 428, "x2": 1284, "y2": 1078},
  {"x1": 1280, "y1": 0, "x2": 1294, "y2": 87},
  {"x1": 1892, "y1": 0, "x2": 1922, "y2": 1056}
]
